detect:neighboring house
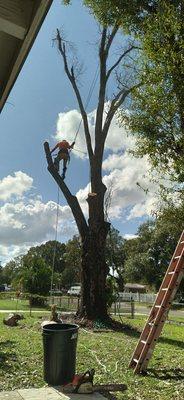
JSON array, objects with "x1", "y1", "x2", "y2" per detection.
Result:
[
  {"x1": 0, "y1": 0, "x2": 53, "y2": 112},
  {"x1": 124, "y1": 283, "x2": 147, "y2": 294}
]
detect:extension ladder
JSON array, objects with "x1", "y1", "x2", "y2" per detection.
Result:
[{"x1": 129, "y1": 230, "x2": 184, "y2": 374}]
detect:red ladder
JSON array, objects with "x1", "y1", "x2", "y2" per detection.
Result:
[{"x1": 129, "y1": 230, "x2": 184, "y2": 374}]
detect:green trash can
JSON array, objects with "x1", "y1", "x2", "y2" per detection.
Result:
[{"x1": 42, "y1": 323, "x2": 79, "y2": 385}]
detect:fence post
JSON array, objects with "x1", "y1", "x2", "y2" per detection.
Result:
[
  {"x1": 131, "y1": 298, "x2": 135, "y2": 319},
  {"x1": 29, "y1": 296, "x2": 32, "y2": 317},
  {"x1": 114, "y1": 300, "x2": 117, "y2": 315}
]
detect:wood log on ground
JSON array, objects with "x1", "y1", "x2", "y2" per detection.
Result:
[{"x1": 3, "y1": 313, "x2": 24, "y2": 327}]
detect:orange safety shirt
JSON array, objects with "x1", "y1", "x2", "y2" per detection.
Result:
[{"x1": 56, "y1": 140, "x2": 71, "y2": 150}]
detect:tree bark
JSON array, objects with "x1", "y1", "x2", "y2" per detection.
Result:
[{"x1": 79, "y1": 193, "x2": 110, "y2": 319}]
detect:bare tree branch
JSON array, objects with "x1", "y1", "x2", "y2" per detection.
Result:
[
  {"x1": 95, "y1": 25, "x2": 119, "y2": 152},
  {"x1": 106, "y1": 45, "x2": 141, "y2": 81},
  {"x1": 102, "y1": 83, "x2": 142, "y2": 139},
  {"x1": 105, "y1": 24, "x2": 119, "y2": 55},
  {"x1": 95, "y1": 27, "x2": 108, "y2": 146},
  {"x1": 56, "y1": 29, "x2": 93, "y2": 161},
  {"x1": 44, "y1": 141, "x2": 88, "y2": 239},
  {"x1": 115, "y1": 83, "x2": 142, "y2": 109}
]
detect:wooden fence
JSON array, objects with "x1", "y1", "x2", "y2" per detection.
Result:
[{"x1": 48, "y1": 295, "x2": 135, "y2": 318}]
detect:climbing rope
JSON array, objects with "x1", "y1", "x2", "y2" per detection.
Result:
[
  {"x1": 72, "y1": 148, "x2": 87, "y2": 155},
  {"x1": 50, "y1": 184, "x2": 60, "y2": 303},
  {"x1": 73, "y1": 63, "x2": 99, "y2": 144}
]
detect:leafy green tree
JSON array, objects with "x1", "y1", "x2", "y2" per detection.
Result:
[
  {"x1": 60, "y1": 236, "x2": 82, "y2": 288},
  {"x1": 60, "y1": 267, "x2": 77, "y2": 289},
  {"x1": 106, "y1": 227, "x2": 126, "y2": 290},
  {"x1": 126, "y1": 1, "x2": 184, "y2": 183},
  {"x1": 124, "y1": 201, "x2": 184, "y2": 292},
  {"x1": 26, "y1": 241, "x2": 66, "y2": 273},
  {"x1": 21, "y1": 255, "x2": 51, "y2": 296},
  {"x1": 124, "y1": 222, "x2": 158, "y2": 288},
  {"x1": 0, "y1": 262, "x2": 4, "y2": 285},
  {"x1": 64, "y1": 0, "x2": 158, "y2": 28},
  {"x1": 74, "y1": 1, "x2": 184, "y2": 182},
  {"x1": 64, "y1": 235, "x2": 81, "y2": 283},
  {"x1": 3, "y1": 256, "x2": 24, "y2": 287}
]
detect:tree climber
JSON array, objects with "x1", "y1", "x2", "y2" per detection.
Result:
[{"x1": 50, "y1": 139, "x2": 75, "y2": 179}]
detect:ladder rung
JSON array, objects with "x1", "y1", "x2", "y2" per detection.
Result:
[{"x1": 129, "y1": 230, "x2": 184, "y2": 373}]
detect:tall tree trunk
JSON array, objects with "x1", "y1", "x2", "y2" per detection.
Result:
[
  {"x1": 78, "y1": 191, "x2": 110, "y2": 319},
  {"x1": 77, "y1": 163, "x2": 110, "y2": 320}
]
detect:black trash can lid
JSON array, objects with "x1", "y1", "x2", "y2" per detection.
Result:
[{"x1": 43, "y1": 323, "x2": 79, "y2": 332}]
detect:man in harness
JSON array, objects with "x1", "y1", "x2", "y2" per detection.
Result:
[{"x1": 51, "y1": 139, "x2": 75, "y2": 179}]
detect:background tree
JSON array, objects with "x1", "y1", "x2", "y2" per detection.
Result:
[
  {"x1": 20, "y1": 255, "x2": 51, "y2": 297},
  {"x1": 124, "y1": 200, "x2": 184, "y2": 294},
  {"x1": 26, "y1": 241, "x2": 66, "y2": 274},
  {"x1": 57, "y1": 235, "x2": 81, "y2": 288},
  {"x1": 64, "y1": 0, "x2": 158, "y2": 28},
  {"x1": 0, "y1": 262, "x2": 4, "y2": 286},
  {"x1": 126, "y1": 1, "x2": 184, "y2": 183},
  {"x1": 2, "y1": 256, "x2": 23, "y2": 287},
  {"x1": 44, "y1": 21, "x2": 140, "y2": 320},
  {"x1": 106, "y1": 227, "x2": 125, "y2": 290},
  {"x1": 78, "y1": 1, "x2": 184, "y2": 183}
]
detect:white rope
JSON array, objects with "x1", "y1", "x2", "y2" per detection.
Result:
[
  {"x1": 50, "y1": 184, "x2": 60, "y2": 299},
  {"x1": 73, "y1": 63, "x2": 99, "y2": 143}
]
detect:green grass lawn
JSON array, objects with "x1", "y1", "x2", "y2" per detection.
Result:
[
  {"x1": 0, "y1": 299, "x2": 30, "y2": 311},
  {"x1": 0, "y1": 299, "x2": 49, "y2": 312},
  {"x1": 0, "y1": 314, "x2": 184, "y2": 398}
]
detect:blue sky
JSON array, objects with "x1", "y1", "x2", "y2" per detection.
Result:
[{"x1": 0, "y1": 0, "x2": 159, "y2": 265}]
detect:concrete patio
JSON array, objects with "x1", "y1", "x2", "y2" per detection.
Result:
[{"x1": 0, "y1": 387, "x2": 106, "y2": 400}]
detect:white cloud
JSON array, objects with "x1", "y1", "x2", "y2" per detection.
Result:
[
  {"x1": 0, "y1": 199, "x2": 75, "y2": 246},
  {"x1": 75, "y1": 149, "x2": 169, "y2": 221},
  {"x1": 55, "y1": 105, "x2": 133, "y2": 159},
  {"x1": 56, "y1": 109, "x2": 88, "y2": 158},
  {"x1": 0, "y1": 244, "x2": 30, "y2": 266},
  {"x1": 0, "y1": 194, "x2": 77, "y2": 265},
  {"x1": 55, "y1": 107, "x2": 159, "y2": 219},
  {"x1": 55, "y1": 106, "x2": 163, "y2": 221},
  {"x1": 0, "y1": 171, "x2": 33, "y2": 201},
  {"x1": 123, "y1": 234, "x2": 138, "y2": 240}
]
